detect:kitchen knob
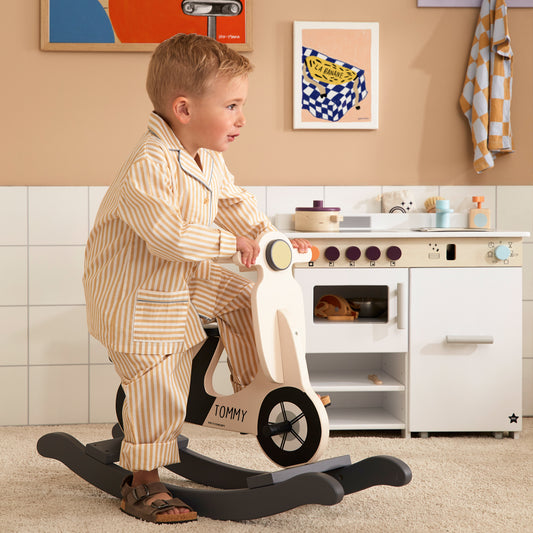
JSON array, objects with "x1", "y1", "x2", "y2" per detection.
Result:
[
  {"x1": 346, "y1": 246, "x2": 361, "y2": 261},
  {"x1": 310, "y1": 245, "x2": 320, "y2": 261},
  {"x1": 494, "y1": 245, "x2": 511, "y2": 261},
  {"x1": 365, "y1": 246, "x2": 381, "y2": 261},
  {"x1": 324, "y1": 246, "x2": 340, "y2": 262},
  {"x1": 386, "y1": 246, "x2": 402, "y2": 261}
]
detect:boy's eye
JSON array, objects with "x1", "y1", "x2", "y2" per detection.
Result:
[{"x1": 228, "y1": 104, "x2": 237, "y2": 110}]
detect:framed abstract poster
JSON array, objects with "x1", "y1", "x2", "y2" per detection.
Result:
[
  {"x1": 293, "y1": 21, "x2": 379, "y2": 130},
  {"x1": 40, "y1": 0, "x2": 252, "y2": 52}
]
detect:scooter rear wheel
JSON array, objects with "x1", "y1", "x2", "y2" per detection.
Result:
[
  {"x1": 256, "y1": 387, "x2": 323, "y2": 467},
  {"x1": 115, "y1": 385, "x2": 125, "y2": 430}
]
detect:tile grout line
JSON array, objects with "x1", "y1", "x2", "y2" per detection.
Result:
[
  {"x1": 26, "y1": 187, "x2": 30, "y2": 425},
  {"x1": 87, "y1": 186, "x2": 91, "y2": 423},
  {"x1": 0, "y1": 303, "x2": 87, "y2": 308},
  {"x1": 489, "y1": 185, "x2": 498, "y2": 231}
]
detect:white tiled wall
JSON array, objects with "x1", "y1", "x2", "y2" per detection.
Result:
[
  {"x1": 0, "y1": 187, "x2": 120, "y2": 426},
  {"x1": 0, "y1": 185, "x2": 531, "y2": 426}
]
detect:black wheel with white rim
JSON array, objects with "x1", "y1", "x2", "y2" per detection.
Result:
[{"x1": 256, "y1": 387, "x2": 322, "y2": 467}]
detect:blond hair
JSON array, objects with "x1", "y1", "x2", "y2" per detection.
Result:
[{"x1": 146, "y1": 33, "x2": 252, "y2": 116}]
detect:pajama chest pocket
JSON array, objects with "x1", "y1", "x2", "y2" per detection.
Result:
[{"x1": 133, "y1": 289, "x2": 189, "y2": 342}]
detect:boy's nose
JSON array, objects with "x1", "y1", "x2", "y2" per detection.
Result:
[{"x1": 236, "y1": 111, "x2": 246, "y2": 127}]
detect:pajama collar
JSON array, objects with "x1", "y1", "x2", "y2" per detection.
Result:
[{"x1": 147, "y1": 112, "x2": 214, "y2": 190}]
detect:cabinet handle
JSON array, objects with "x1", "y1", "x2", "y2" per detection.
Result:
[
  {"x1": 445, "y1": 335, "x2": 494, "y2": 344},
  {"x1": 397, "y1": 282, "x2": 407, "y2": 330}
]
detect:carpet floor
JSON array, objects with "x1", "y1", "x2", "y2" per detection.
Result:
[{"x1": 1, "y1": 419, "x2": 531, "y2": 532}]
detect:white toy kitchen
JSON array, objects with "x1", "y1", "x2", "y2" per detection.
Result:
[{"x1": 282, "y1": 212, "x2": 527, "y2": 439}]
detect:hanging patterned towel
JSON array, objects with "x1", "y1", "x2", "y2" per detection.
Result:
[
  {"x1": 301, "y1": 47, "x2": 367, "y2": 122},
  {"x1": 459, "y1": 0, "x2": 513, "y2": 173}
]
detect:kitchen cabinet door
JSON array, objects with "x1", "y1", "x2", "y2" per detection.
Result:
[{"x1": 409, "y1": 268, "x2": 522, "y2": 434}]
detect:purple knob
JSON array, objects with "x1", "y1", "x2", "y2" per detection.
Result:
[
  {"x1": 386, "y1": 246, "x2": 402, "y2": 261},
  {"x1": 365, "y1": 246, "x2": 381, "y2": 261},
  {"x1": 346, "y1": 246, "x2": 361, "y2": 261},
  {"x1": 324, "y1": 246, "x2": 340, "y2": 262}
]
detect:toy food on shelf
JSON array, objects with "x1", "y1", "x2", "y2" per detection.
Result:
[{"x1": 314, "y1": 294, "x2": 358, "y2": 321}]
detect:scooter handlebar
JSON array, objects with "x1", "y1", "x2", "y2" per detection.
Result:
[
  {"x1": 293, "y1": 248, "x2": 312, "y2": 264},
  {"x1": 230, "y1": 244, "x2": 312, "y2": 270},
  {"x1": 216, "y1": 232, "x2": 311, "y2": 270}
]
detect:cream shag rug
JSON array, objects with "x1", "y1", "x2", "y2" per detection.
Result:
[{"x1": 0, "y1": 420, "x2": 531, "y2": 532}]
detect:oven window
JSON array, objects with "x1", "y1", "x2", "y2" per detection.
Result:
[{"x1": 313, "y1": 285, "x2": 388, "y2": 323}]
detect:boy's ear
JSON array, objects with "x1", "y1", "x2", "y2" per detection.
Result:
[{"x1": 171, "y1": 96, "x2": 191, "y2": 124}]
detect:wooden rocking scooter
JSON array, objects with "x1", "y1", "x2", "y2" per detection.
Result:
[{"x1": 37, "y1": 231, "x2": 411, "y2": 521}]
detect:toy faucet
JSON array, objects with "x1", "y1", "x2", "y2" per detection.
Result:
[{"x1": 469, "y1": 196, "x2": 490, "y2": 229}]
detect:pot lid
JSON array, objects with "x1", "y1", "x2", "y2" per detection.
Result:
[{"x1": 295, "y1": 200, "x2": 340, "y2": 212}]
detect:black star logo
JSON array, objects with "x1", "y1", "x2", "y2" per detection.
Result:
[{"x1": 509, "y1": 413, "x2": 519, "y2": 424}]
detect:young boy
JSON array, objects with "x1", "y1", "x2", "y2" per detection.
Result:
[{"x1": 83, "y1": 33, "x2": 309, "y2": 523}]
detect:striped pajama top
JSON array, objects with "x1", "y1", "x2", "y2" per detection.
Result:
[{"x1": 83, "y1": 112, "x2": 275, "y2": 355}]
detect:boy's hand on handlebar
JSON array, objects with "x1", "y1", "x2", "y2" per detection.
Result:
[
  {"x1": 236, "y1": 236, "x2": 260, "y2": 268},
  {"x1": 236, "y1": 237, "x2": 310, "y2": 268},
  {"x1": 290, "y1": 238, "x2": 311, "y2": 253}
]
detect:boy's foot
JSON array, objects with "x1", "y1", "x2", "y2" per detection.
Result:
[{"x1": 120, "y1": 475, "x2": 197, "y2": 523}]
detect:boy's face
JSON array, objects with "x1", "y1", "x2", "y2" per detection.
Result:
[{"x1": 181, "y1": 74, "x2": 248, "y2": 156}]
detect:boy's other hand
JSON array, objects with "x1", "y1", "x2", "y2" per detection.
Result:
[
  {"x1": 290, "y1": 238, "x2": 311, "y2": 253},
  {"x1": 236, "y1": 236, "x2": 260, "y2": 268}
]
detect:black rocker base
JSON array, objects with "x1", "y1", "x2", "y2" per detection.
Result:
[{"x1": 37, "y1": 427, "x2": 412, "y2": 521}]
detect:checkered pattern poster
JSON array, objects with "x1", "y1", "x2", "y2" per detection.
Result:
[{"x1": 293, "y1": 22, "x2": 379, "y2": 129}]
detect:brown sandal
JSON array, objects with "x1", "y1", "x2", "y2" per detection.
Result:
[{"x1": 120, "y1": 475, "x2": 197, "y2": 524}]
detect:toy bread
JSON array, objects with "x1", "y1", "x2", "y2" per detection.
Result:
[{"x1": 314, "y1": 294, "x2": 359, "y2": 320}]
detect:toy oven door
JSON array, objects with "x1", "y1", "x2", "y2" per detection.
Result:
[{"x1": 294, "y1": 268, "x2": 408, "y2": 354}]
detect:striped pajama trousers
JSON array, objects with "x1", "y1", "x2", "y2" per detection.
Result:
[{"x1": 109, "y1": 261, "x2": 259, "y2": 472}]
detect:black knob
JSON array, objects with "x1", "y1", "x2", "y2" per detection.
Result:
[
  {"x1": 346, "y1": 246, "x2": 361, "y2": 261},
  {"x1": 324, "y1": 246, "x2": 340, "y2": 261},
  {"x1": 386, "y1": 246, "x2": 402, "y2": 261},
  {"x1": 365, "y1": 246, "x2": 381, "y2": 261}
]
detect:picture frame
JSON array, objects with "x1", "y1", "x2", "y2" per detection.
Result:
[
  {"x1": 293, "y1": 21, "x2": 379, "y2": 130},
  {"x1": 40, "y1": 0, "x2": 252, "y2": 52}
]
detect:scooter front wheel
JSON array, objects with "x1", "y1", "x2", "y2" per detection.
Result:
[{"x1": 256, "y1": 387, "x2": 323, "y2": 467}]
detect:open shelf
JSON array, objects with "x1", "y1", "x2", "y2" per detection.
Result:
[
  {"x1": 311, "y1": 369, "x2": 405, "y2": 392},
  {"x1": 305, "y1": 335, "x2": 408, "y2": 434},
  {"x1": 314, "y1": 389, "x2": 407, "y2": 432},
  {"x1": 326, "y1": 407, "x2": 405, "y2": 431},
  {"x1": 312, "y1": 316, "x2": 388, "y2": 324}
]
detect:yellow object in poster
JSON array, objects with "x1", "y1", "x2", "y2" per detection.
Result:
[{"x1": 304, "y1": 56, "x2": 358, "y2": 86}]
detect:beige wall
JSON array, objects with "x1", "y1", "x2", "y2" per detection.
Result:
[{"x1": 2, "y1": 1, "x2": 533, "y2": 186}]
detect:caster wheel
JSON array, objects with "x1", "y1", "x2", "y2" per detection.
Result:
[{"x1": 257, "y1": 387, "x2": 323, "y2": 467}]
